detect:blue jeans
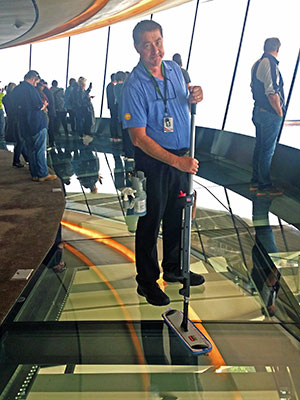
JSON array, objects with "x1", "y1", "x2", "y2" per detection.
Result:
[
  {"x1": 24, "y1": 128, "x2": 48, "y2": 178},
  {"x1": 251, "y1": 107, "x2": 282, "y2": 190}
]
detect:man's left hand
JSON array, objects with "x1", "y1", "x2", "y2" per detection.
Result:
[{"x1": 189, "y1": 86, "x2": 203, "y2": 104}]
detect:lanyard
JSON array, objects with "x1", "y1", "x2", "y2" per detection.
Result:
[{"x1": 143, "y1": 62, "x2": 169, "y2": 115}]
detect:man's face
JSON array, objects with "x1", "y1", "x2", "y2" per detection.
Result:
[
  {"x1": 135, "y1": 29, "x2": 164, "y2": 69},
  {"x1": 28, "y1": 77, "x2": 39, "y2": 87}
]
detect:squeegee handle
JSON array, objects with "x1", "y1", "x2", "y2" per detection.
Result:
[
  {"x1": 191, "y1": 102, "x2": 197, "y2": 115},
  {"x1": 188, "y1": 103, "x2": 197, "y2": 193}
]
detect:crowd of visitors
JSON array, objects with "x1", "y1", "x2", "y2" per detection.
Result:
[{"x1": 0, "y1": 72, "x2": 97, "y2": 181}]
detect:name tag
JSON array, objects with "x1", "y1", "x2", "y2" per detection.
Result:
[{"x1": 163, "y1": 116, "x2": 174, "y2": 133}]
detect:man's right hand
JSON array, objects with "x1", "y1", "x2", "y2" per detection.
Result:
[
  {"x1": 174, "y1": 156, "x2": 199, "y2": 174},
  {"x1": 129, "y1": 127, "x2": 199, "y2": 174},
  {"x1": 268, "y1": 93, "x2": 283, "y2": 117}
]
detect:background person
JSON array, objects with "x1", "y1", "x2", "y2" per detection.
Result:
[
  {"x1": 50, "y1": 80, "x2": 69, "y2": 137},
  {"x1": 3, "y1": 82, "x2": 28, "y2": 167},
  {"x1": 250, "y1": 37, "x2": 285, "y2": 196},
  {"x1": 0, "y1": 84, "x2": 7, "y2": 150},
  {"x1": 12, "y1": 70, "x2": 56, "y2": 181},
  {"x1": 172, "y1": 53, "x2": 191, "y2": 87},
  {"x1": 64, "y1": 78, "x2": 77, "y2": 134},
  {"x1": 106, "y1": 73, "x2": 119, "y2": 142},
  {"x1": 71, "y1": 77, "x2": 94, "y2": 137}
]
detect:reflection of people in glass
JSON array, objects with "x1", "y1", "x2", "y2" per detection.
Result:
[
  {"x1": 251, "y1": 197, "x2": 281, "y2": 316},
  {"x1": 72, "y1": 140, "x2": 101, "y2": 193},
  {"x1": 49, "y1": 142, "x2": 74, "y2": 186}
]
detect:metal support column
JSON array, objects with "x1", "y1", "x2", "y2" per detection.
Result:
[
  {"x1": 99, "y1": 26, "x2": 111, "y2": 119},
  {"x1": 65, "y1": 37, "x2": 71, "y2": 90},
  {"x1": 29, "y1": 44, "x2": 32, "y2": 70},
  {"x1": 186, "y1": 0, "x2": 200, "y2": 71},
  {"x1": 221, "y1": 0, "x2": 251, "y2": 130}
]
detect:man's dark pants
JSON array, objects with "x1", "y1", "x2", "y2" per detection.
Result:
[{"x1": 135, "y1": 150, "x2": 189, "y2": 288}]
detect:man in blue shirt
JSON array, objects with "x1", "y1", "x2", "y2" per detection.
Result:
[
  {"x1": 122, "y1": 20, "x2": 204, "y2": 306},
  {"x1": 250, "y1": 38, "x2": 285, "y2": 196}
]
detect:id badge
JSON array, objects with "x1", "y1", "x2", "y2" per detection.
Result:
[{"x1": 163, "y1": 116, "x2": 174, "y2": 133}]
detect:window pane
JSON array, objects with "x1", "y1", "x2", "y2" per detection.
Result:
[
  {"x1": 102, "y1": 19, "x2": 142, "y2": 118},
  {"x1": 67, "y1": 30, "x2": 108, "y2": 117},
  {"x1": 188, "y1": 0, "x2": 249, "y2": 129},
  {"x1": 280, "y1": 58, "x2": 300, "y2": 149},
  {"x1": 31, "y1": 37, "x2": 69, "y2": 89},
  {"x1": 153, "y1": 1, "x2": 196, "y2": 68},
  {"x1": 0, "y1": 45, "x2": 30, "y2": 86}
]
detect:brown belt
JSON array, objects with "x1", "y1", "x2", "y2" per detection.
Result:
[{"x1": 259, "y1": 108, "x2": 267, "y2": 112}]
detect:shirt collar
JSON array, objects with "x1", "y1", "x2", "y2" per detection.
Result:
[
  {"x1": 263, "y1": 52, "x2": 279, "y2": 65},
  {"x1": 136, "y1": 60, "x2": 173, "y2": 80}
]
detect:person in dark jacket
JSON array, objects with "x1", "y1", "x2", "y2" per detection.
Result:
[
  {"x1": 2, "y1": 82, "x2": 28, "y2": 167},
  {"x1": 71, "y1": 77, "x2": 94, "y2": 137},
  {"x1": 50, "y1": 80, "x2": 69, "y2": 136},
  {"x1": 64, "y1": 78, "x2": 77, "y2": 134},
  {"x1": 40, "y1": 80, "x2": 56, "y2": 147},
  {"x1": 106, "y1": 73, "x2": 119, "y2": 141},
  {"x1": 12, "y1": 70, "x2": 56, "y2": 181},
  {"x1": 172, "y1": 53, "x2": 191, "y2": 87}
]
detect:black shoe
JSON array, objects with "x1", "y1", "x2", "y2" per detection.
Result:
[
  {"x1": 163, "y1": 271, "x2": 205, "y2": 286},
  {"x1": 256, "y1": 186, "x2": 283, "y2": 196},
  {"x1": 137, "y1": 283, "x2": 170, "y2": 306},
  {"x1": 13, "y1": 162, "x2": 24, "y2": 168}
]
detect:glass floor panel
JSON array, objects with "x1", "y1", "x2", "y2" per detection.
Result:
[
  {"x1": 10, "y1": 139, "x2": 300, "y2": 328},
  {"x1": 2, "y1": 135, "x2": 300, "y2": 399},
  {"x1": 1, "y1": 321, "x2": 300, "y2": 399}
]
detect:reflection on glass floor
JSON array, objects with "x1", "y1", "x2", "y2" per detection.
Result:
[{"x1": 2, "y1": 134, "x2": 300, "y2": 399}]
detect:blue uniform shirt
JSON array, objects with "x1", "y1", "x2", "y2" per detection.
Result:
[{"x1": 121, "y1": 60, "x2": 190, "y2": 150}]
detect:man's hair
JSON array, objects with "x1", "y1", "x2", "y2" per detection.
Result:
[
  {"x1": 6, "y1": 82, "x2": 16, "y2": 94},
  {"x1": 133, "y1": 20, "x2": 163, "y2": 45},
  {"x1": 24, "y1": 70, "x2": 40, "y2": 80},
  {"x1": 172, "y1": 53, "x2": 182, "y2": 67},
  {"x1": 264, "y1": 38, "x2": 281, "y2": 53},
  {"x1": 115, "y1": 71, "x2": 126, "y2": 82},
  {"x1": 111, "y1": 73, "x2": 116, "y2": 81},
  {"x1": 51, "y1": 80, "x2": 58, "y2": 87}
]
